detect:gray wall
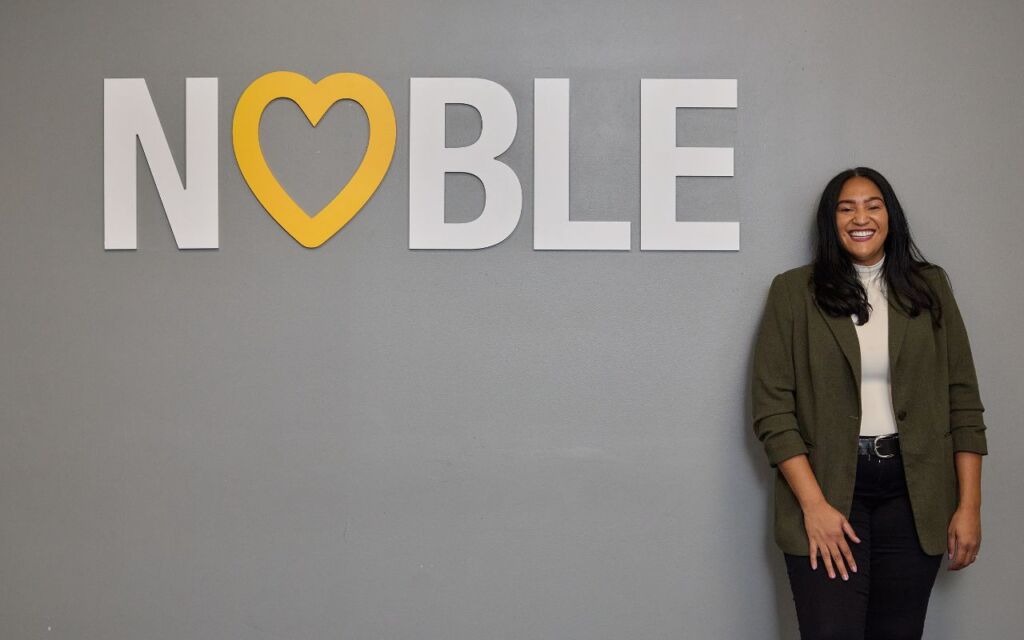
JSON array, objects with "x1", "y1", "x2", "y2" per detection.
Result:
[{"x1": 2, "y1": 0, "x2": 1022, "y2": 637}]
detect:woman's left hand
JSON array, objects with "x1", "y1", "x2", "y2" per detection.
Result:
[{"x1": 947, "y1": 506, "x2": 982, "y2": 570}]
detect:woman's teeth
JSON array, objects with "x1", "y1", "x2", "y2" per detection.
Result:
[{"x1": 849, "y1": 230, "x2": 875, "y2": 241}]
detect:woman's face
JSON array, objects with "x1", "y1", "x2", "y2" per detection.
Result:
[{"x1": 835, "y1": 176, "x2": 889, "y2": 266}]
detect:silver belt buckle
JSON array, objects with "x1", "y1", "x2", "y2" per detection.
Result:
[{"x1": 873, "y1": 434, "x2": 896, "y2": 459}]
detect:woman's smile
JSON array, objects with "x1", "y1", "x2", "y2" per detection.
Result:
[{"x1": 848, "y1": 229, "x2": 876, "y2": 241}]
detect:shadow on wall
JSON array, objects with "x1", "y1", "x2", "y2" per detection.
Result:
[{"x1": 744, "y1": 276, "x2": 802, "y2": 640}]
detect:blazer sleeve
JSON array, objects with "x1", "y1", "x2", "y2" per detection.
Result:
[
  {"x1": 751, "y1": 273, "x2": 809, "y2": 468},
  {"x1": 935, "y1": 268, "x2": 989, "y2": 455}
]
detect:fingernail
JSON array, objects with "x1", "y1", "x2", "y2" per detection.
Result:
[{"x1": 842, "y1": 574, "x2": 848, "y2": 581}]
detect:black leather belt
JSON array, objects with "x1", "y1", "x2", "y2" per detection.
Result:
[{"x1": 858, "y1": 434, "x2": 900, "y2": 459}]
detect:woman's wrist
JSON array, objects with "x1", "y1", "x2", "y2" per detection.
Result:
[
  {"x1": 957, "y1": 498, "x2": 981, "y2": 512},
  {"x1": 799, "y1": 493, "x2": 828, "y2": 512}
]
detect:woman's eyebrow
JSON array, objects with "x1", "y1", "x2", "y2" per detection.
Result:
[{"x1": 837, "y1": 196, "x2": 884, "y2": 205}]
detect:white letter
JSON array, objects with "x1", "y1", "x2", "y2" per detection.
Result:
[
  {"x1": 409, "y1": 78, "x2": 521, "y2": 249},
  {"x1": 640, "y1": 79, "x2": 738, "y2": 251},
  {"x1": 533, "y1": 79, "x2": 630, "y2": 250},
  {"x1": 104, "y1": 78, "x2": 218, "y2": 250}
]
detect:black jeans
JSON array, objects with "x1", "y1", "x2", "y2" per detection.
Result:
[{"x1": 783, "y1": 448, "x2": 943, "y2": 640}]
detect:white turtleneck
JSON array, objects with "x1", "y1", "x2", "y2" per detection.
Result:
[{"x1": 851, "y1": 255, "x2": 898, "y2": 437}]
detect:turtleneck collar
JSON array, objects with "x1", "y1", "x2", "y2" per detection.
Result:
[
  {"x1": 853, "y1": 254, "x2": 885, "y2": 284},
  {"x1": 853, "y1": 254, "x2": 885, "y2": 274}
]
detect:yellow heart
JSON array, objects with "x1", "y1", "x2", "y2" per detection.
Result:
[{"x1": 233, "y1": 71, "x2": 396, "y2": 248}]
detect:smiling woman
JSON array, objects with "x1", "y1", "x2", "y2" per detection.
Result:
[{"x1": 751, "y1": 166, "x2": 989, "y2": 639}]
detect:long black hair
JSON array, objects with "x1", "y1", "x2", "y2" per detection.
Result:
[{"x1": 811, "y1": 167, "x2": 943, "y2": 328}]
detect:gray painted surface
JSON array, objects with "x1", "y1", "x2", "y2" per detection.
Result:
[{"x1": 1, "y1": 0, "x2": 1021, "y2": 637}]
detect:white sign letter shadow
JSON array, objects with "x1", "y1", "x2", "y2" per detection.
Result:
[
  {"x1": 104, "y1": 78, "x2": 218, "y2": 250},
  {"x1": 640, "y1": 79, "x2": 737, "y2": 251},
  {"x1": 409, "y1": 78, "x2": 521, "y2": 249}
]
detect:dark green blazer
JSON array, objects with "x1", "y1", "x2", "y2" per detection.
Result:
[{"x1": 751, "y1": 263, "x2": 988, "y2": 556}]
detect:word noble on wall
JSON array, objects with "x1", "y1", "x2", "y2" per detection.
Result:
[{"x1": 103, "y1": 73, "x2": 738, "y2": 251}]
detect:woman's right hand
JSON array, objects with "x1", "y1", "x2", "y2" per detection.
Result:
[
  {"x1": 776, "y1": 453, "x2": 862, "y2": 580},
  {"x1": 802, "y1": 499, "x2": 861, "y2": 580}
]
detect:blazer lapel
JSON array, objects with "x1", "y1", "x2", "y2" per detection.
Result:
[
  {"x1": 887, "y1": 288, "x2": 909, "y2": 368},
  {"x1": 814, "y1": 285, "x2": 910, "y2": 391},
  {"x1": 817, "y1": 303, "x2": 862, "y2": 389}
]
